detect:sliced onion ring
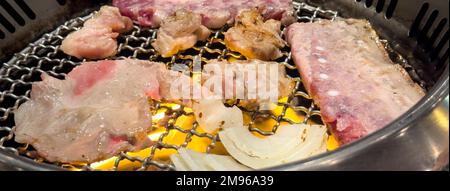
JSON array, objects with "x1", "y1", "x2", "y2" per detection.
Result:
[
  {"x1": 219, "y1": 124, "x2": 328, "y2": 169},
  {"x1": 170, "y1": 148, "x2": 250, "y2": 171}
]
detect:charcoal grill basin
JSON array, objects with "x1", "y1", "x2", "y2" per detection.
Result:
[{"x1": 0, "y1": 0, "x2": 448, "y2": 171}]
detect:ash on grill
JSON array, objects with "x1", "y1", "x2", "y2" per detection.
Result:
[{"x1": 0, "y1": 2, "x2": 362, "y2": 171}]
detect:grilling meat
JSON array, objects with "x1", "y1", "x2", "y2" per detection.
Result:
[
  {"x1": 285, "y1": 19, "x2": 426, "y2": 144},
  {"x1": 14, "y1": 58, "x2": 251, "y2": 162},
  {"x1": 13, "y1": 59, "x2": 188, "y2": 163},
  {"x1": 204, "y1": 59, "x2": 295, "y2": 110},
  {"x1": 224, "y1": 9, "x2": 286, "y2": 61},
  {"x1": 190, "y1": 59, "x2": 295, "y2": 133},
  {"x1": 152, "y1": 10, "x2": 211, "y2": 57},
  {"x1": 60, "y1": 6, "x2": 133, "y2": 59},
  {"x1": 112, "y1": 0, "x2": 296, "y2": 28}
]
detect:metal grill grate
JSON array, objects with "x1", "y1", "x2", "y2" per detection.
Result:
[{"x1": 0, "y1": 2, "x2": 338, "y2": 171}]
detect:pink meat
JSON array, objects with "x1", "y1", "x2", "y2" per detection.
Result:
[
  {"x1": 13, "y1": 59, "x2": 180, "y2": 163},
  {"x1": 285, "y1": 19, "x2": 425, "y2": 145},
  {"x1": 68, "y1": 60, "x2": 117, "y2": 95},
  {"x1": 112, "y1": 0, "x2": 296, "y2": 28},
  {"x1": 60, "y1": 6, "x2": 133, "y2": 59},
  {"x1": 152, "y1": 10, "x2": 211, "y2": 57}
]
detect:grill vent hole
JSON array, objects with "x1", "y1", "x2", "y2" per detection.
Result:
[
  {"x1": 0, "y1": 13, "x2": 15, "y2": 33},
  {"x1": 376, "y1": 0, "x2": 385, "y2": 13},
  {"x1": 56, "y1": 0, "x2": 67, "y2": 6},
  {"x1": 385, "y1": 0, "x2": 397, "y2": 19},
  {"x1": 436, "y1": 51, "x2": 448, "y2": 72},
  {"x1": 418, "y1": 10, "x2": 439, "y2": 43},
  {"x1": 0, "y1": 1, "x2": 25, "y2": 26},
  {"x1": 409, "y1": 2, "x2": 449, "y2": 65},
  {"x1": 409, "y1": 2, "x2": 429, "y2": 37},
  {"x1": 0, "y1": 29, "x2": 4, "y2": 39},
  {"x1": 431, "y1": 30, "x2": 449, "y2": 60},
  {"x1": 13, "y1": 0, "x2": 35, "y2": 20},
  {"x1": 428, "y1": 18, "x2": 448, "y2": 48},
  {"x1": 365, "y1": 0, "x2": 373, "y2": 7},
  {"x1": 356, "y1": 0, "x2": 397, "y2": 19}
]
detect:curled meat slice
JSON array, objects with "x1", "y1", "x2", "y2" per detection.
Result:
[
  {"x1": 203, "y1": 59, "x2": 295, "y2": 110},
  {"x1": 225, "y1": 9, "x2": 286, "y2": 61},
  {"x1": 14, "y1": 60, "x2": 172, "y2": 163},
  {"x1": 152, "y1": 10, "x2": 211, "y2": 57},
  {"x1": 60, "y1": 6, "x2": 133, "y2": 59}
]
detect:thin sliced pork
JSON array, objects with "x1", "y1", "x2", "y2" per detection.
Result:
[
  {"x1": 225, "y1": 9, "x2": 286, "y2": 61},
  {"x1": 152, "y1": 10, "x2": 211, "y2": 57},
  {"x1": 14, "y1": 58, "x2": 249, "y2": 162},
  {"x1": 112, "y1": 0, "x2": 296, "y2": 28},
  {"x1": 204, "y1": 59, "x2": 295, "y2": 110},
  {"x1": 60, "y1": 6, "x2": 133, "y2": 59},
  {"x1": 285, "y1": 19, "x2": 425, "y2": 144},
  {"x1": 14, "y1": 59, "x2": 186, "y2": 163}
]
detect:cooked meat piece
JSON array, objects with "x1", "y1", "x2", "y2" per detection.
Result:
[
  {"x1": 152, "y1": 10, "x2": 211, "y2": 57},
  {"x1": 13, "y1": 59, "x2": 186, "y2": 163},
  {"x1": 60, "y1": 27, "x2": 120, "y2": 59},
  {"x1": 285, "y1": 19, "x2": 426, "y2": 144},
  {"x1": 112, "y1": 0, "x2": 295, "y2": 28},
  {"x1": 204, "y1": 59, "x2": 295, "y2": 110},
  {"x1": 224, "y1": 9, "x2": 286, "y2": 61},
  {"x1": 60, "y1": 6, "x2": 133, "y2": 59},
  {"x1": 83, "y1": 6, "x2": 134, "y2": 33}
]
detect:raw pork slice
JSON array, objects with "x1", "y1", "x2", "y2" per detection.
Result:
[
  {"x1": 14, "y1": 59, "x2": 177, "y2": 163},
  {"x1": 60, "y1": 6, "x2": 133, "y2": 59},
  {"x1": 14, "y1": 58, "x2": 249, "y2": 162},
  {"x1": 112, "y1": 0, "x2": 295, "y2": 28},
  {"x1": 285, "y1": 19, "x2": 425, "y2": 144}
]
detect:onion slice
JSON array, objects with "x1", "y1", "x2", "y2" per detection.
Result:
[
  {"x1": 170, "y1": 148, "x2": 250, "y2": 171},
  {"x1": 219, "y1": 124, "x2": 328, "y2": 169},
  {"x1": 193, "y1": 99, "x2": 243, "y2": 133}
]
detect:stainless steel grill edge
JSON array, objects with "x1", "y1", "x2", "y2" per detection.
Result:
[{"x1": 0, "y1": 0, "x2": 448, "y2": 171}]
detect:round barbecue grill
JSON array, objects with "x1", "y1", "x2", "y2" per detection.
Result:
[{"x1": 0, "y1": 0, "x2": 448, "y2": 171}]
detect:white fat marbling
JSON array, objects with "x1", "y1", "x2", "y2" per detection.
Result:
[
  {"x1": 318, "y1": 58, "x2": 327, "y2": 63},
  {"x1": 327, "y1": 90, "x2": 340, "y2": 97},
  {"x1": 319, "y1": 73, "x2": 329, "y2": 80}
]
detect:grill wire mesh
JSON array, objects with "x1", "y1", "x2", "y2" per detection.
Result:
[{"x1": 0, "y1": 2, "x2": 338, "y2": 171}]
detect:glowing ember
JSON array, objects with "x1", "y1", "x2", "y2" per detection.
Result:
[
  {"x1": 148, "y1": 130, "x2": 165, "y2": 141},
  {"x1": 90, "y1": 157, "x2": 117, "y2": 169},
  {"x1": 153, "y1": 112, "x2": 166, "y2": 121},
  {"x1": 172, "y1": 104, "x2": 181, "y2": 110},
  {"x1": 81, "y1": 97, "x2": 338, "y2": 171}
]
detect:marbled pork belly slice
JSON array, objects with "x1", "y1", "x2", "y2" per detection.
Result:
[{"x1": 285, "y1": 19, "x2": 425, "y2": 144}]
